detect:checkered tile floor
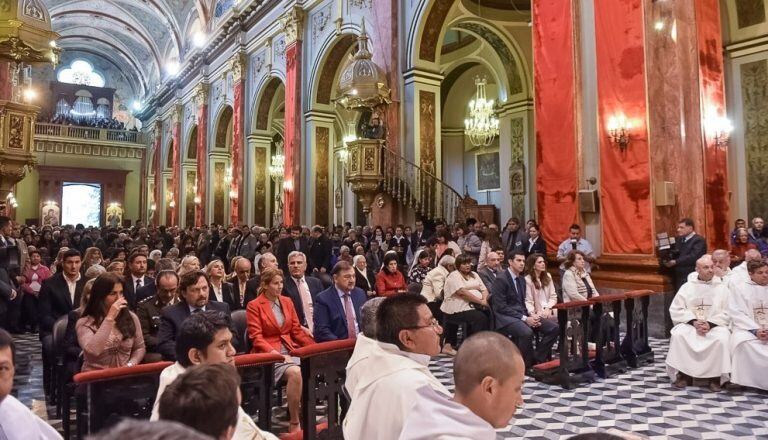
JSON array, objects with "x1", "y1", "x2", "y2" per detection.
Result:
[{"x1": 10, "y1": 334, "x2": 768, "y2": 439}]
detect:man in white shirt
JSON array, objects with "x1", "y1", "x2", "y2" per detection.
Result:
[
  {"x1": 728, "y1": 260, "x2": 768, "y2": 391},
  {"x1": 125, "y1": 252, "x2": 154, "y2": 309},
  {"x1": 151, "y1": 311, "x2": 276, "y2": 440},
  {"x1": 557, "y1": 224, "x2": 596, "y2": 275},
  {"x1": 343, "y1": 295, "x2": 449, "y2": 440},
  {"x1": 0, "y1": 328, "x2": 62, "y2": 439},
  {"x1": 398, "y1": 331, "x2": 525, "y2": 440},
  {"x1": 666, "y1": 255, "x2": 731, "y2": 391}
]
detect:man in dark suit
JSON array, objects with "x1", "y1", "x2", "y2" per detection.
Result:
[
  {"x1": 156, "y1": 270, "x2": 231, "y2": 361},
  {"x1": 242, "y1": 252, "x2": 279, "y2": 307},
  {"x1": 124, "y1": 252, "x2": 155, "y2": 309},
  {"x1": 409, "y1": 219, "x2": 432, "y2": 253},
  {"x1": 477, "y1": 251, "x2": 503, "y2": 291},
  {"x1": 313, "y1": 261, "x2": 367, "y2": 342},
  {"x1": 276, "y1": 226, "x2": 309, "y2": 273},
  {"x1": 490, "y1": 250, "x2": 558, "y2": 368},
  {"x1": 0, "y1": 216, "x2": 21, "y2": 331},
  {"x1": 282, "y1": 251, "x2": 323, "y2": 331},
  {"x1": 307, "y1": 226, "x2": 332, "y2": 274},
  {"x1": 663, "y1": 218, "x2": 707, "y2": 333}
]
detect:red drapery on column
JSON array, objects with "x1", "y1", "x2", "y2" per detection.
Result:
[
  {"x1": 231, "y1": 78, "x2": 244, "y2": 226},
  {"x1": 533, "y1": 0, "x2": 579, "y2": 253},
  {"x1": 152, "y1": 127, "x2": 161, "y2": 226},
  {"x1": 171, "y1": 118, "x2": 180, "y2": 226},
  {"x1": 284, "y1": 43, "x2": 302, "y2": 226},
  {"x1": 195, "y1": 97, "x2": 208, "y2": 227},
  {"x1": 594, "y1": 0, "x2": 653, "y2": 254},
  {"x1": 695, "y1": 0, "x2": 730, "y2": 249}
]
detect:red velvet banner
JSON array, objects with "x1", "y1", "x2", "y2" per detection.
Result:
[
  {"x1": 171, "y1": 121, "x2": 181, "y2": 226},
  {"x1": 284, "y1": 43, "x2": 302, "y2": 226},
  {"x1": 231, "y1": 80, "x2": 243, "y2": 226},
  {"x1": 533, "y1": 0, "x2": 579, "y2": 253},
  {"x1": 195, "y1": 104, "x2": 208, "y2": 227},
  {"x1": 695, "y1": 0, "x2": 730, "y2": 249},
  {"x1": 594, "y1": 0, "x2": 653, "y2": 254}
]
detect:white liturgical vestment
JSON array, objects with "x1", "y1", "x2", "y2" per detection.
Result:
[
  {"x1": 343, "y1": 340, "x2": 450, "y2": 440},
  {"x1": 666, "y1": 277, "x2": 731, "y2": 383},
  {"x1": 398, "y1": 385, "x2": 496, "y2": 440},
  {"x1": 728, "y1": 280, "x2": 768, "y2": 390}
]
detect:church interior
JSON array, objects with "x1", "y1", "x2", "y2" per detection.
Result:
[{"x1": 0, "y1": 0, "x2": 767, "y2": 439}]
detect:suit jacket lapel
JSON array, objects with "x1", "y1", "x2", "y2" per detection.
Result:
[
  {"x1": 59, "y1": 275, "x2": 73, "y2": 309},
  {"x1": 331, "y1": 290, "x2": 348, "y2": 325},
  {"x1": 258, "y1": 296, "x2": 279, "y2": 329}
]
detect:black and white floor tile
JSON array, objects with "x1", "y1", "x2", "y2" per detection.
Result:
[{"x1": 10, "y1": 334, "x2": 768, "y2": 439}]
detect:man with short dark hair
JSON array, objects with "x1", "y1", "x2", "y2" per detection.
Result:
[
  {"x1": 124, "y1": 252, "x2": 154, "y2": 309},
  {"x1": 0, "y1": 216, "x2": 21, "y2": 332},
  {"x1": 137, "y1": 270, "x2": 179, "y2": 362},
  {"x1": 490, "y1": 250, "x2": 558, "y2": 368},
  {"x1": 159, "y1": 363, "x2": 240, "y2": 440},
  {"x1": 556, "y1": 224, "x2": 596, "y2": 275},
  {"x1": 308, "y1": 226, "x2": 332, "y2": 273},
  {"x1": 343, "y1": 295, "x2": 449, "y2": 440},
  {"x1": 89, "y1": 419, "x2": 209, "y2": 440},
  {"x1": 313, "y1": 261, "x2": 367, "y2": 342},
  {"x1": 410, "y1": 220, "x2": 432, "y2": 253},
  {"x1": 156, "y1": 271, "x2": 231, "y2": 360},
  {"x1": 0, "y1": 328, "x2": 61, "y2": 439},
  {"x1": 664, "y1": 218, "x2": 708, "y2": 334},
  {"x1": 276, "y1": 226, "x2": 309, "y2": 273},
  {"x1": 399, "y1": 332, "x2": 526, "y2": 439}
]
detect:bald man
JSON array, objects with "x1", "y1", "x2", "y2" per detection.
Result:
[
  {"x1": 398, "y1": 332, "x2": 525, "y2": 439},
  {"x1": 666, "y1": 255, "x2": 731, "y2": 392},
  {"x1": 686, "y1": 249, "x2": 732, "y2": 284},
  {"x1": 731, "y1": 248, "x2": 761, "y2": 286}
]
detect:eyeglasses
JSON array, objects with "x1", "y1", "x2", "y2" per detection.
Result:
[{"x1": 403, "y1": 318, "x2": 441, "y2": 330}]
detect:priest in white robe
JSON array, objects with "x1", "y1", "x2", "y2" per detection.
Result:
[
  {"x1": 667, "y1": 255, "x2": 731, "y2": 391},
  {"x1": 398, "y1": 332, "x2": 525, "y2": 440},
  {"x1": 686, "y1": 249, "x2": 732, "y2": 284},
  {"x1": 728, "y1": 260, "x2": 768, "y2": 391},
  {"x1": 730, "y1": 249, "x2": 761, "y2": 286},
  {"x1": 343, "y1": 295, "x2": 449, "y2": 440}
]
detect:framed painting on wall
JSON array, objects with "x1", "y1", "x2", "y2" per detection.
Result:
[{"x1": 476, "y1": 151, "x2": 500, "y2": 191}]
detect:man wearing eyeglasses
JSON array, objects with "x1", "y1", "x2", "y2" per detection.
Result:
[
  {"x1": 313, "y1": 261, "x2": 366, "y2": 342},
  {"x1": 343, "y1": 295, "x2": 449, "y2": 440},
  {"x1": 137, "y1": 270, "x2": 179, "y2": 363}
]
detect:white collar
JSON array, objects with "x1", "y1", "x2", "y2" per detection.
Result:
[{"x1": 377, "y1": 341, "x2": 431, "y2": 366}]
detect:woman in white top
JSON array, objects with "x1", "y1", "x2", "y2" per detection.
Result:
[
  {"x1": 561, "y1": 251, "x2": 599, "y2": 302},
  {"x1": 524, "y1": 253, "x2": 558, "y2": 320},
  {"x1": 440, "y1": 254, "x2": 490, "y2": 354}
]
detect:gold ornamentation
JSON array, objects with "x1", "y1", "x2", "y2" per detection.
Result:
[
  {"x1": 194, "y1": 83, "x2": 210, "y2": 107},
  {"x1": 8, "y1": 115, "x2": 23, "y2": 150},
  {"x1": 229, "y1": 52, "x2": 247, "y2": 81},
  {"x1": 280, "y1": 6, "x2": 305, "y2": 45}
]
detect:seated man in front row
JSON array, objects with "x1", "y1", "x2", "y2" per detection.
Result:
[
  {"x1": 728, "y1": 260, "x2": 768, "y2": 391},
  {"x1": 313, "y1": 261, "x2": 367, "y2": 342},
  {"x1": 666, "y1": 255, "x2": 731, "y2": 392},
  {"x1": 490, "y1": 250, "x2": 558, "y2": 368}
]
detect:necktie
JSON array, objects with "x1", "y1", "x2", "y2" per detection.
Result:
[
  {"x1": 343, "y1": 293, "x2": 357, "y2": 339},
  {"x1": 298, "y1": 278, "x2": 314, "y2": 330},
  {"x1": 136, "y1": 278, "x2": 142, "y2": 289},
  {"x1": 193, "y1": 308, "x2": 202, "y2": 313},
  {"x1": 515, "y1": 277, "x2": 525, "y2": 304}
]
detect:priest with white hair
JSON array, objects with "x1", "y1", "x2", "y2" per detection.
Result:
[
  {"x1": 666, "y1": 255, "x2": 731, "y2": 391},
  {"x1": 730, "y1": 248, "x2": 762, "y2": 285},
  {"x1": 728, "y1": 259, "x2": 768, "y2": 391},
  {"x1": 686, "y1": 250, "x2": 732, "y2": 284}
]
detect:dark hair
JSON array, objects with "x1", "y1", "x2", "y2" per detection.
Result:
[
  {"x1": 569, "y1": 224, "x2": 581, "y2": 231},
  {"x1": 176, "y1": 311, "x2": 232, "y2": 367},
  {"x1": 88, "y1": 419, "x2": 211, "y2": 440},
  {"x1": 506, "y1": 217, "x2": 520, "y2": 225},
  {"x1": 454, "y1": 254, "x2": 473, "y2": 269},
  {"x1": 158, "y1": 363, "x2": 240, "y2": 439},
  {"x1": 62, "y1": 248, "x2": 82, "y2": 261},
  {"x1": 747, "y1": 259, "x2": 768, "y2": 274},
  {"x1": 0, "y1": 328, "x2": 15, "y2": 364},
  {"x1": 528, "y1": 224, "x2": 540, "y2": 232},
  {"x1": 382, "y1": 252, "x2": 400, "y2": 274},
  {"x1": 290, "y1": 225, "x2": 301, "y2": 233},
  {"x1": 563, "y1": 250, "x2": 586, "y2": 269},
  {"x1": 82, "y1": 273, "x2": 136, "y2": 340},
  {"x1": 332, "y1": 260, "x2": 354, "y2": 276},
  {"x1": 507, "y1": 249, "x2": 526, "y2": 262},
  {"x1": 376, "y1": 294, "x2": 428, "y2": 350},
  {"x1": 179, "y1": 270, "x2": 209, "y2": 294},
  {"x1": 156, "y1": 258, "x2": 177, "y2": 272},
  {"x1": 156, "y1": 269, "x2": 180, "y2": 285},
  {"x1": 679, "y1": 218, "x2": 695, "y2": 228},
  {"x1": 524, "y1": 253, "x2": 550, "y2": 289},
  {"x1": 127, "y1": 252, "x2": 148, "y2": 264},
  {"x1": 0, "y1": 216, "x2": 10, "y2": 229},
  {"x1": 28, "y1": 249, "x2": 41, "y2": 257}
]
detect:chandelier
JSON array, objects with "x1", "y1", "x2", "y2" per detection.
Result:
[{"x1": 464, "y1": 76, "x2": 499, "y2": 147}]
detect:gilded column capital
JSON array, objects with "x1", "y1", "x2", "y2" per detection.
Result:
[
  {"x1": 171, "y1": 104, "x2": 183, "y2": 125},
  {"x1": 229, "y1": 52, "x2": 247, "y2": 82},
  {"x1": 281, "y1": 6, "x2": 305, "y2": 45},
  {"x1": 194, "y1": 83, "x2": 210, "y2": 107}
]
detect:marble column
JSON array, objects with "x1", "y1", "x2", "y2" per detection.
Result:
[
  {"x1": 152, "y1": 121, "x2": 162, "y2": 226},
  {"x1": 305, "y1": 112, "x2": 335, "y2": 227},
  {"x1": 171, "y1": 105, "x2": 182, "y2": 226},
  {"x1": 248, "y1": 132, "x2": 272, "y2": 226},
  {"x1": 194, "y1": 83, "x2": 209, "y2": 227},
  {"x1": 282, "y1": 7, "x2": 304, "y2": 226},
  {"x1": 230, "y1": 53, "x2": 246, "y2": 226}
]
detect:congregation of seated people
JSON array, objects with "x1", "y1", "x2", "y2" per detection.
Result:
[{"x1": 1, "y1": 213, "x2": 767, "y2": 440}]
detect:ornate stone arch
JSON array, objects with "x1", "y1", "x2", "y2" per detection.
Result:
[
  {"x1": 212, "y1": 104, "x2": 234, "y2": 151},
  {"x1": 184, "y1": 124, "x2": 198, "y2": 162},
  {"x1": 251, "y1": 77, "x2": 284, "y2": 132},
  {"x1": 308, "y1": 30, "x2": 359, "y2": 108}
]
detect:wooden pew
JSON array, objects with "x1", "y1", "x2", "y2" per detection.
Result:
[
  {"x1": 621, "y1": 289, "x2": 656, "y2": 367},
  {"x1": 589, "y1": 293, "x2": 628, "y2": 378},
  {"x1": 235, "y1": 353, "x2": 285, "y2": 431}
]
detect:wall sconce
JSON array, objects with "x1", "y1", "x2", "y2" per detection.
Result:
[
  {"x1": 169, "y1": 199, "x2": 176, "y2": 208},
  {"x1": 150, "y1": 203, "x2": 157, "y2": 211},
  {"x1": 706, "y1": 115, "x2": 733, "y2": 149},
  {"x1": 228, "y1": 189, "x2": 238, "y2": 200},
  {"x1": 194, "y1": 195, "x2": 202, "y2": 204},
  {"x1": 607, "y1": 115, "x2": 631, "y2": 151},
  {"x1": 283, "y1": 179, "x2": 294, "y2": 191}
]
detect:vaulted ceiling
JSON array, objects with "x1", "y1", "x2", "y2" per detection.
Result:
[{"x1": 44, "y1": 0, "x2": 213, "y2": 99}]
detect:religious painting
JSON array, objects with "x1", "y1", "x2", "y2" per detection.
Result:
[
  {"x1": 105, "y1": 204, "x2": 123, "y2": 228},
  {"x1": 185, "y1": 170, "x2": 196, "y2": 227},
  {"x1": 509, "y1": 161, "x2": 525, "y2": 195},
  {"x1": 476, "y1": 151, "x2": 500, "y2": 191},
  {"x1": 213, "y1": 162, "x2": 226, "y2": 225},
  {"x1": 41, "y1": 202, "x2": 60, "y2": 227}
]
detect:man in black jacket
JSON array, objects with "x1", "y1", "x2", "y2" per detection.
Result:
[
  {"x1": 156, "y1": 270, "x2": 231, "y2": 361},
  {"x1": 490, "y1": 250, "x2": 558, "y2": 368},
  {"x1": 282, "y1": 251, "x2": 324, "y2": 332},
  {"x1": 307, "y1": 226, "x2": 332, "y2": 274},
  {"x1": 0, "y1": 216, "x2": 21, "y2": 331},
  {"x1": 124, "y1": 252, "x2": 155, "y2": 309},
  {"x1": 276, "y1": 226, "x2": 309, "y2": 273},
  {"x1": 664, "y1": 218, "x2": 707, "y2": 334}
]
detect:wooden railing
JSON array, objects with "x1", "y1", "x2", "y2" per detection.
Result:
[{"x1": 34, "y1": 123, "x2": 145, "y2": 144}]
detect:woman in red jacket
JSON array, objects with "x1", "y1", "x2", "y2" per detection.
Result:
[
  {"x1": 246, "y1": 267, "x2": 314, "y2": 432},
  {"x1": 375, "y1": 251, "x2": 407, "y2": 297}
]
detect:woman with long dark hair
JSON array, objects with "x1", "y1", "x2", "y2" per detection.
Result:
[
  {"x1": 524, "y1": 253, "x2": 557, "y2": 320},
  {"x1": 76, "y1": 272, "x2": 145, "y2": 371}
]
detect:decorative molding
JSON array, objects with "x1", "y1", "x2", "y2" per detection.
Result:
[
  {"x1": 456, "y1": 22, "x2": 524, "y2": 96},
  {"x1": 312, "y1": 5, "x2": 332, "y2": 44},
  {"x1": 274, "y1": 37, "x2": 287, "y2": 60},
  {"x1": 280, "y1": 6, "x2": 305, "y2": 45},
  {"x1": 194, "y1": 83, "x2": 210, "y2": 107},
  {"x1": 419, "y1": 90, "x2": 436, "y2": 175},
  {"x1": 34, "y1": 140, "x2": 144, "y2": 159},
  {"x1": 315, "y1": 126, "x2": 330, "y2": 223},
  {"x1": 741, "y1": 59, "x2": 768, "y2": 219},
  {"x1": 171, "y1": 104, "x2": 183, "y2": 125},
  {"x1": 229, "y1": 51, "x2": 247, "y2": 82},
  {"x1": 254, "y1": 147, "x2": 267, "y2": 225},
  {"x1": 348, "y1": 0, "x2": 371, "y2": 9},
  {"x1": 509, "y1": 117, "x2": 525, "y2": 216}
]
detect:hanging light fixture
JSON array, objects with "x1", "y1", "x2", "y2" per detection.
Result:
[{"x1": 464, "y1": 76, "x2": 499, "y2": 147}]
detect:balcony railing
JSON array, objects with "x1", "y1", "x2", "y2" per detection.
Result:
[{"x1": 34, "y1": 123, "x2": 145, "y2": 144}]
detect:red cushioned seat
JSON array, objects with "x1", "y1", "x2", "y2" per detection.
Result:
[
  {"x1": 553, "y1": 300, "x2": 592, "y2": 310},
  {"x1": 234, "y1": 353, "x2": 284, "y2": 367},
  {"x1": 290, "y1": 338, "x2": 356, "y2": 358},
  {"x1": 625, "y1": 289, "x2": 655, "y2": 298},
  {"x1": 73, "y1": 361, "x2": 173, "y2": 384},
  {"x1": 279, "y1": 422, "x2": 328, "y2": 440},
  {"x1": 532, "y1": 350, "x2": 597, "y2": 371}
]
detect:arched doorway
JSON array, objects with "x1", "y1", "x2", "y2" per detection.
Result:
[
  {"x1": 183, "y1": 125, "x2": 198, "y2": 227},
  {"x1": 250, "y1": 77, "x2": 285, "y2": 227}
]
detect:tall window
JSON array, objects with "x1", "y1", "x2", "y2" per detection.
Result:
[
  {"x1": 57, "y1": 59, "x2": 106, "y2": 88},
  {"x1": 62, "y1": 183, "x2": 102, "y2": 227}
]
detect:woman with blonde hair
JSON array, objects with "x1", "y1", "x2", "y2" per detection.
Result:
[
  {"x1": 205, "y1": 259, "x2": 237, "y2": 310},
  {"x1": 524, "y1": 253, "x2": 557, "y2": 320},
  {"x1": 82, "y1": 247, "x2": 104, "y2": 273},
  {"x1": 246, "y1": 267, "x2": 314, "y2": 432},
  {"x1": 106, "y1": 259, "x2": 126, "y2": 275},
  {"x1": 178, "y1": 255, "x2": 201, "y2": 276}
]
